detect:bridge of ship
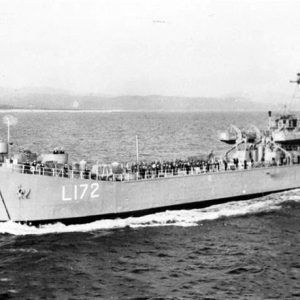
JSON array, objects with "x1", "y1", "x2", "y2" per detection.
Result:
[{"x1": 272, "y1": 114, "x2": 300, "y2": 131}]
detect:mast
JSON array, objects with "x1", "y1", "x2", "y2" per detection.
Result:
[
  {"x1": 136, "y1": 135, "x2": 139, "y2": 163},
  {"x1": 289, "y1": 73, "x2": 300, "y2": 85},
  {"x1": 283, "y1": 73, "x2": 300, "y2": 113},
  {"x1": 7, "y1": 118, "x2": 10, "y2": 145},
  {"x1": 268, "y1": 111, "x2": 272, "y2": 130},
  {"x1": 136, "y1": 135, "x2": 139, "y2": 179},
  {"x1": 2, "y1": 115, "x2": 18, "y2": 160}
]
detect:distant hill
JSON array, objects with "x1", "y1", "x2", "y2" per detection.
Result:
[
  {"x1": 0, "y1": 104, "x2": 16, "y2": 109},
  {"x1": 0, "y1": 87, "x2": 287, "y2": 111}
]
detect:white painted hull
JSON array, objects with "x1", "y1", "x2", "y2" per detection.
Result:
[{"x1": 0, "y1": 165, "x2": 299, "y2": 224}]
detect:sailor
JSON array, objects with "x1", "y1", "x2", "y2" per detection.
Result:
[
  {"x1": 223, "y1": 160, "x2": 228, "y2": 171},
  {"x1": 63, "y1": 164, "x2": 69, "y2": 177},
  {"x1": 280, "y1": 153, "x2": 284, "y2": 165},
  {"x1": 155, "y1": 163, "x2": 160, "y2": 177},
  {"x1": 83, "y1": 167, "x2": 90, "y2": 179},
  {"x1": 234, "y1": 158, "x2": 239, "y2": 168},
  {"x1": 24, "y1": 161, "x2": 30, "y2": 174},
  {"x1": 206, "y1": 162, "x2": 210, "y2": 172},
  {"x1": 186, "y1": 162, "x2": 191, "y2": 175},
  {"x1": 40, "y1": 163, "x2": 45, "y2": 175}
]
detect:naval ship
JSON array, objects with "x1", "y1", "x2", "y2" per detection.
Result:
[{"x1": 1, "y1": 75, "x2": 300, "y2": 225}]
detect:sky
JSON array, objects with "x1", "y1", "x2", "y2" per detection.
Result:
[{"x1": 0, "y1": 0, "x2": 300, "y2": 98}]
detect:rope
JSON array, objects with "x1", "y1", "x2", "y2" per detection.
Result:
[{"x1": 0, "y1": 189, "x2": 11, "y2": 221}]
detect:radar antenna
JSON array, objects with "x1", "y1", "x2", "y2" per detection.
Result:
[
  {"x1": 285, "y1": 73, "x2": 300, "y2": 112},
  {"x1": 290, "y1": 73, "x2": 300, "y2": 85}
]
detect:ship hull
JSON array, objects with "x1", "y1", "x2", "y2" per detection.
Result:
[{"x1": 0, "y1": 165, "x2": 299, "y2": 224}]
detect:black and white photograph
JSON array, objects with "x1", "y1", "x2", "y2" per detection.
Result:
[{"x1": 0, "y1": 0, "x2": 299, "y2": 299}]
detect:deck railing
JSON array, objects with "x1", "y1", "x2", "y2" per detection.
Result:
[
  {"x1": 0, "y1": 160, "x2": 296, "y2": 182},
  {"x1": 2, "y1": 162, "x2": 207, "y2": 181}
]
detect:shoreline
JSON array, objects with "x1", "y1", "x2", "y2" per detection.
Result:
[{"x1": 0, "y1": 108, "x2": 280, "y2": 113}]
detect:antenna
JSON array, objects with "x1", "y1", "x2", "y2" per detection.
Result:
[
  {"x1": 2, "y1": 115, "x2": 18, "y2": 144},
  {"x1": 135, "y1": 135, "x2": 139, "y2": 163},
  {"x1": 2, "y1": 115, "x2": 18, "y2": 159},
  {"x1": 135, "y1": 135, "x2": 139, "y2": 179},
  {"x1": 286, "y1": 73, "x2": 300, "y2": 112},
  {"x1": 289, "y1": 73, "x2": 300, "y2": 85}
]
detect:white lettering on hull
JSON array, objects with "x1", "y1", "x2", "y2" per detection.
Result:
[
  {"x1": 80, "y1": 184, "x2": 88, "y2": 199},
  {"x1": 62, "y1": 183, "x2": 100, "y2": 201},
  {"x1": 62, "y1": 186, "x2": 72, "y2": 201},
  {"x1": 91, "y1": 183, "x2": 100, "y2": 198},
  {"x1": 74, "y1": 185, "x2": 78, "y2": 200}
]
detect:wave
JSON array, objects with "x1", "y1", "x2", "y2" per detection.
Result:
[{"x1": 0, "y1": 189, "x2": 300, "y2": 236}]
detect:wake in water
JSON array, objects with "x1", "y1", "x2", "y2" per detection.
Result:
[{"x1": 1, "y1": 189, "x2": 300, "y2": 236}]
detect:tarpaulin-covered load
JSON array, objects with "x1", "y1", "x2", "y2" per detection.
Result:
[
  {"x1": 14, "y1": 150, "x2": 38, "y2": 163},
  {"x1": 187, "y1": 153, "x2": 211, "y2": 162},
  {"x1": 111, "y1": 162, "x2": 124, "y2": 174},
  {"x1": 91, "y1": 164, "x2": 112, "y2": 176},
  {"x1": 45, "y1": 161, "x2": 56, "y2": 169},
  {"x1": 55, "y1": 163, "x2": 65, "y2": 170},
  {"x1": 40, "y1": 153, "x2": 68, "y2": 164},
  {"x1": 72, "y1": 162, "x2": 80, "y2": 170}
]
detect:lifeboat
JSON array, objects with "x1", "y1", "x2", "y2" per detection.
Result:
[
  {"x1": 219, "y1": 131, "x2": 237, "y2": 144},
  {"x1": 219, "y1": 124, "x2": 242, "y2": 144}
]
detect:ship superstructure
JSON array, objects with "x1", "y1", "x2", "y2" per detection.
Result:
[
  {"x1": 220, "y1": 73, "x2": 300, "y2": 169},
  {"x1": 219, "y1": 112, "x2": 300, "y2": 169}
]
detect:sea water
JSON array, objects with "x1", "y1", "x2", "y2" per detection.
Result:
[{"x1": 0, "y1": 111, "x2": 299, "y2": 299}]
